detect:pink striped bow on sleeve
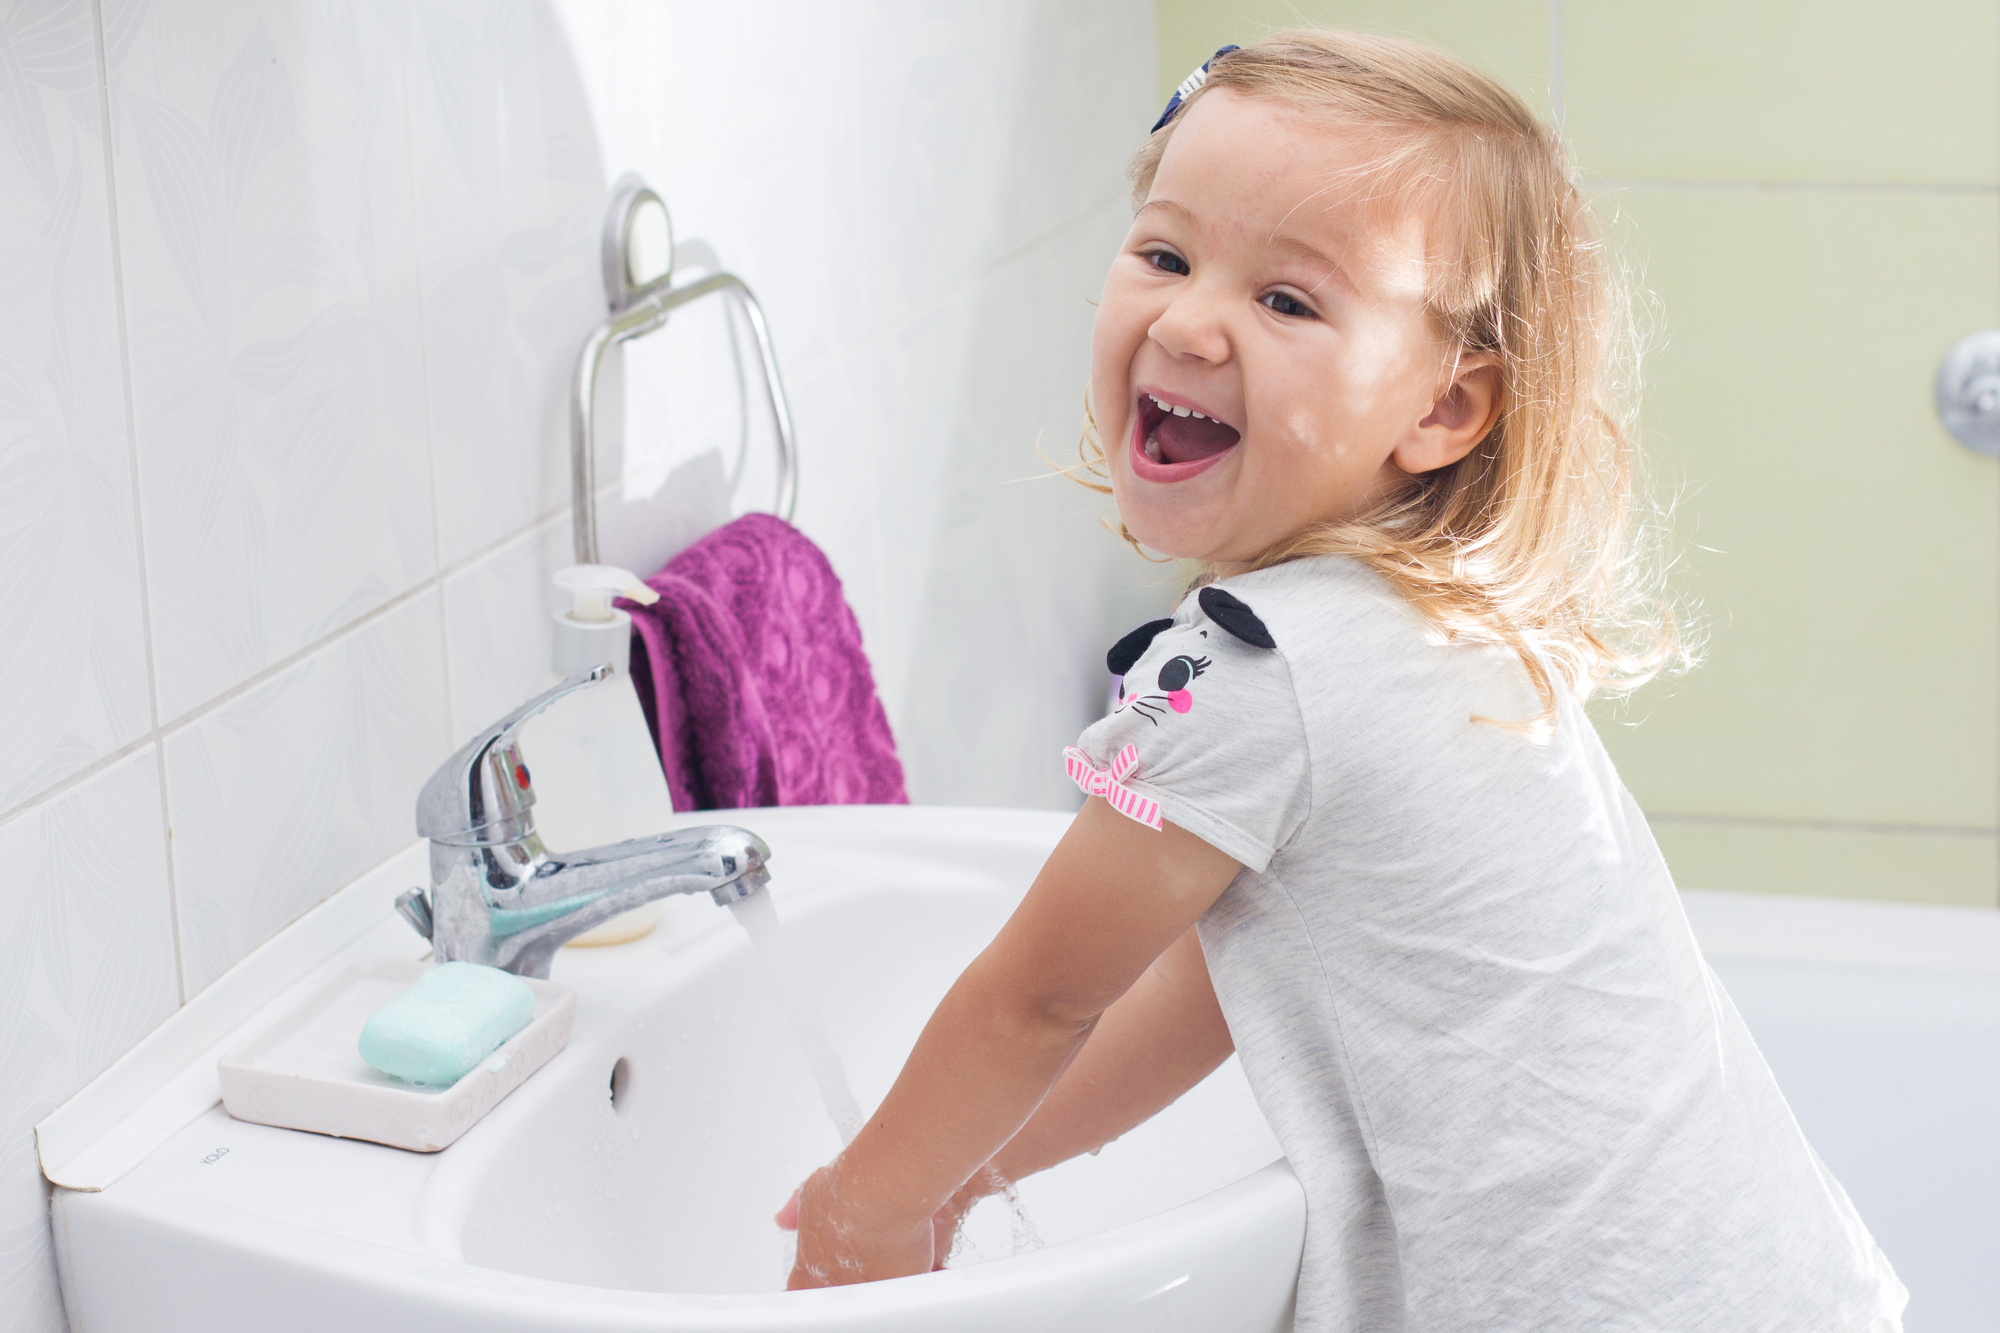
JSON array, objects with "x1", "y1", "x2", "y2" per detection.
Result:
[{"x1": 1062, "y1": 743, "x2": 1163, "y2": 830}]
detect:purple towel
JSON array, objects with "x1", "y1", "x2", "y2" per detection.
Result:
[{"x1": 623, "y1": 513, "x2": 907, "y2": 812}]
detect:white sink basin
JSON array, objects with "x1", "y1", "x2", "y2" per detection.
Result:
[{"x1": 52, "y1": 807, "x2": 1303, "y2": 1332}]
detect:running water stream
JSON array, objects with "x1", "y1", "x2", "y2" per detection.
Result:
[
  {"x1": 727, "y1": 889, "x2": 865, "y2": 1143},
  {"x1": 728, "y1": 885, "x2": 1042, "y2": 1279}
]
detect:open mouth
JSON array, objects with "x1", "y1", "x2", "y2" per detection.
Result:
[{"x1": 1133, "y1": 392, "x2": 1240, "y2": 478}]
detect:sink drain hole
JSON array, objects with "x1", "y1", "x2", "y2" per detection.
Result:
[{"x1": 609, "y1": 1057, "x2": 634, "y2": 1117}]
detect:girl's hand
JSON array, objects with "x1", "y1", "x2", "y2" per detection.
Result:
[
  {"x1": 771, "y1": 802, "x2": 1239, "y2": 1290},
  {"x1": 777, "y1": 1174, "x2": 985, "y2": 1275},
  {"x1": 925, "y1": 1175, "x2": 992, "y2": 1270},
  {"x1": 779, "y1": 1165, "x2": 935, "y2": 1289}
]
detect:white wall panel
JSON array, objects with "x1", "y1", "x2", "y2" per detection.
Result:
[
  {"x1": 105, "y1": 0, "x2": 435, "y2": 719},
  {"x1": 0, "y1": 0, "x2": 152, "y2": 813},
  {"x1": 0, "y1": 751, "x2": 178, "y2": 1333},
  {"x1": 3, "y1": 7, "x2": 1160, "y2": 1329},
  {"x1": 403, "y1": 0, "x2": 606, "y2": 567},
  {"x1": 164, "y1": 591, "x2": 449, "y2": 996},
  {"x1": 556, "y1": 0, "x2": 1162, "y2": 804},
  {"x1": 885, "y1": 202, "x2": 1164, "y2": 807},
  {"x1": 440, "y1": 514, "x2": 567, "y2": 748}
]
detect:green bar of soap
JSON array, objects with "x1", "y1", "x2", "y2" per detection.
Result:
[{"x1": 359, "y1": 962, "x2": 536, "y2": 1087}]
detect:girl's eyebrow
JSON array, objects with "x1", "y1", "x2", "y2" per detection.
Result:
[
  {"x1": 1134, "y1": 198, "x2": 1198, "y2": 225},
  {"x1": 1268, "y1": 232, "x2": 1357, "y2": 297}
]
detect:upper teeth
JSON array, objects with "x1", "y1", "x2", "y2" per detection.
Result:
[{"x1": 1150, "y1": 394, "x2": 1205, "y2": 420}]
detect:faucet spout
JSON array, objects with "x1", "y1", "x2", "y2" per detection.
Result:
[
  {"x1": 402, "y1": 670, "x2": 772, "y2": 979},
  {"x1": 423, "y1": 824, "x2": 769, "y2": 979}
]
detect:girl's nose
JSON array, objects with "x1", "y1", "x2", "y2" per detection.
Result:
[{"x1": 1147, "y1": 285, "x2": 1231, "y2": 364}]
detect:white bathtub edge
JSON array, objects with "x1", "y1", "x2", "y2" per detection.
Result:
[{"x1": 1680, "y1": 888, "x2": 2000, "y2": 977}]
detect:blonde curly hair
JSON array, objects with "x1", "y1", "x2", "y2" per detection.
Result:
[{"x1": 1074, "y1": 29, "x2": 1691, "y2": 732}]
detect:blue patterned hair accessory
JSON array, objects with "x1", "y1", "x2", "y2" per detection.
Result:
[{"x1": 1150, "y1": 45, "x2": 1240, "y2": 134}]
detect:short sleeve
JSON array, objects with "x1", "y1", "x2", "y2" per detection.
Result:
[{"x1": 1071, "y1": 602, "x2": 1312, "y2": 871}]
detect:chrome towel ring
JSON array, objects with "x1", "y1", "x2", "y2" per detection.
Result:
[{"x1": 569, "y1": 175, "x2": 799, "y2": 564}]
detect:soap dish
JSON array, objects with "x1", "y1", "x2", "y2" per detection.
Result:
[{"x1": 219, "y1": 959, "x2": 575, "y2": 1153}]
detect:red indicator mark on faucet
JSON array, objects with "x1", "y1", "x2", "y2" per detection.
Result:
[{"x1": 515, "y1": 763, "x2": 531, "y2": 789}]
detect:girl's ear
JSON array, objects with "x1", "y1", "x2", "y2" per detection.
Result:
[{"x1": 1391, "y1": 359, "x2": 1503, "y2": 476}]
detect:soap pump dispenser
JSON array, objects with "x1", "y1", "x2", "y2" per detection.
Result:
[{"x1": 519, "y1": 564, "x2": 678, "y2": 946}]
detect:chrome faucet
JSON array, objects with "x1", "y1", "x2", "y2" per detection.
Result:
[{"x1": 393, "y1": 665, "x2": 770, "y2": 979}]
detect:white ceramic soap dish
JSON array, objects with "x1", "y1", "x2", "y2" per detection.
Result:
[{"x1": 219, "y1": 958, "x2": 574, "y2": 1152}]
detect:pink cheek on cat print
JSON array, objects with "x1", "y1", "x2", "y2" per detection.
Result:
[{"x1": 1167, "y1": 690, "x2": 1193, "y2": 713}]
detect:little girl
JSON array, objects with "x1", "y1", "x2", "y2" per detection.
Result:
[{"x1": 783, "y1": 30, "x2": 1905, "y2": 1330}]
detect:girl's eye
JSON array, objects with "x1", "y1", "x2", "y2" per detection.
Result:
[
  {"x1": 1144, "y1": 249, "x2": 1190, "y2": 276},
  {"x1": 1261, "y1": 291, "x2": 1315, "y2": 319}
]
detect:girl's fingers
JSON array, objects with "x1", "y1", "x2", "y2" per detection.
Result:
[
  {"x1": 786, "y1": 1167, "x2": 935, "y2": 1288},
  {"x1": 774, "y1": 1188, "x2": 801, "y2": 1230}
]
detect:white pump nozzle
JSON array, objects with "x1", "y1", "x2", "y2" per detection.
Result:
[{"x1": 552, "y1": 564, "x2": 658, "y2": 624}]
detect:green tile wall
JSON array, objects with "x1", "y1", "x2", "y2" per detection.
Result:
[
  {"x1": 1157, "y1": 0, "x2": 1551, "y2": 114},
  {"x1": 1648, "y1": 819, "x2": 1998, "y2": 909},
  {"x1": 1565, "y1": 0, "x2": 2000, "y2": 187},
  {"x1": 1597, "y1": 189, "x2": 2000, "y2": 833},
  {"x1": 1154, "y1": 1, "x2": 2000, "y2": 906}
]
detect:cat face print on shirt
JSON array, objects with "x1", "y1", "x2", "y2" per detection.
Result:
[
  {"x1": 1118, "y1": 645, "x2": 1212, "y2": 722},
  {"x1": 1104, "y1": 587, "x2": 1277, "y2": 726}
]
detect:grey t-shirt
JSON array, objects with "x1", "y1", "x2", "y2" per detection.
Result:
[{"x1": 1071, "y1": 556, "x2": 1904, "y2": 1332}]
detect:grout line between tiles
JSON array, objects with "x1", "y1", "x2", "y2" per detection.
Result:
[
  {"x1": 1645, "y1": 811, "x2": 1998, "y2": 840},
  {"x1": 391, "y1": 6, "x2": 457, "y2": 751},
  {"x1": 0, "y1": 511, "x2": 559, "y2": 832},
  {"x1": 10, "y1": 186, "x2": 1127, "y2": 834},
  {"x1": 88, "y1": 0, "x2": 186, "y2": 1003}
]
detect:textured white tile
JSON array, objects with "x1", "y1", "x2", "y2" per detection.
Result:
[
  {"x1": 900, "y1": 213, "x2": 1168, "y2": 804},
  {"x1": 550, "y1": 0, "x2": 1153, "y2": 383},
  {"x1": 805, "y1": 205, "x2": 1162, "y2": 809},
  {"x1": 440, "y1": 515, "x2": 568, "y2": 748},
  {"x1": 841, "y1": 1, "x2": 1156, "y2": 338},
  {"x1": 551, "y1": 0, "x2": 869, "y2": 387},
  {"x1": 106, "y1": 0, "x2": 436, "y2": 720},
  {"x1": 0, "y1": 0, "x2": 153, "y2": 813},
  {"x1": 594, "y1": 271, "x2": 769, "y2": 580},
  {"x1": 441, "y1": 469, "x2": 743, "y2": 759},
  {"x1": 404, "y1": 0, "x2": 607, "y2": 566},
  {"x1": 546, "y1": 0, "x2": 1158, "y2": 811},
  {"x1": 0, "y1": 750, "x2": 179, "y2": 1333},
  {"x1": 0, "y1": 11, "x2": 1165, "y2": 1331},
  {"x1": 166, "y1": 591, "x2": 449, "y2": 997}
]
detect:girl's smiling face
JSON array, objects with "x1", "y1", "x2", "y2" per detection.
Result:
[{"x1": 1092, "y1": 90, "x2": 1500, "y2": 572}]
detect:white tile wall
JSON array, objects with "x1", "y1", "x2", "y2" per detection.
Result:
[
  {"x1": 403, "y1": 0, "x2": 605, "y2": 567},
  {"x1": 166, "y1": 590, "x2": 449, "y2": 995},
  {"x1": 0, "y1": 2, "x2": 1157, "y2": 1328},
  {"x1": 440, "y1": 512, "x2": 569, "y2": 747},
  {"x1": 0, "y1": 751, "x2": 179, "y2": 1333},
  {"x1": 0, "y1": 0, "x2": 152, "y2": 815},
  {"x1": 107, "y1": 0, "x2": 437, "y2": 721}
]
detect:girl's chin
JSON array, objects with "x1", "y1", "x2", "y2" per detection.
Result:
[{"x1": 1110, "y1": 500, "x2": 1223, "y2": 563}]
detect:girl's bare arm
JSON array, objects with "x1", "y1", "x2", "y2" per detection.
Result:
[
  {"x1": 785, "y1": 796, "x2": 1240, "y2": 1288},
  {"x1": 970, "y1": 924, "x2": 1232, "y2": 1195}
]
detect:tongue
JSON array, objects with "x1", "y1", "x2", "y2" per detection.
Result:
[{"x1": 1156, "y1": 413, "x2": 1239, "y2": 464}]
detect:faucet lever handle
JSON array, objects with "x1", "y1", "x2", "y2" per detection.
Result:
[{"x1": 415, "y1": 663, "x2": 612, "y2": 845}]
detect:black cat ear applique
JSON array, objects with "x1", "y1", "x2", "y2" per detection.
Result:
[
  {"x1": 1197, "y1": 587, "x2": 1277, "y2": 650},
  {"x1": 1106, "y1": 618, "x2": 1175, "y2": 676}
]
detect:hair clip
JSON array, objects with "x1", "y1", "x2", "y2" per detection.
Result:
[{"x1": 1149, "y1": 45, "x2": 1240, "y2": 134}]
